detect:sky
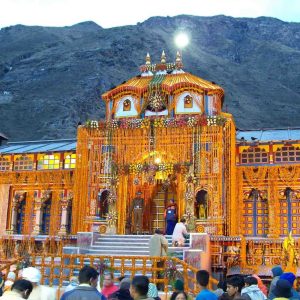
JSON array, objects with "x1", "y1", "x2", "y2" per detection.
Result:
[{"x1": 0, "y1": 0, "x2": 300, "y2": 29}]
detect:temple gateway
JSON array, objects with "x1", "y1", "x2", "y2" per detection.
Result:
[{"x1": 1, "y1": 52, "x2": 300, "y2": 268}]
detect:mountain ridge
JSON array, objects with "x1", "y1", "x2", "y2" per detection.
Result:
[{"x1": 0, "y1": 15, "x2": 299, "y2": 141}]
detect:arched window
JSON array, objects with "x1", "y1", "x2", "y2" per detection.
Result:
[
  {"x1": 184, "y1": 95, "x2": 193, "y2": 108},
  {"x1": 37, "y1": 154, "x2": 60, "y2": 170},
  {"x1": 195, "y1": 190, "x2": 208, "y2": 219},
  {"x1": 14, "y1": 155, "x2": 33, "y2": 171},
  {"x1": 0, "y1": 156, "x2": 10, "y2": 171},
  {"x1": 240, "y1": 147, "x2": 268, "y2": 164},
  {"x1": 98, "y1": 190, "x2": 109, "y2": 219},
  {"x1": 64, "y1": 154, "x2": 76, "y2": 169},
  {"x1": 123, "y1": 99, "x2": 131, "y2": 111},
  {"x1": 275, "y1": 146, "x2": 300, "y2": 163}
]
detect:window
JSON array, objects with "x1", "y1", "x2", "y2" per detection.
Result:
[
  {"x1": 64, "y1": 154, "x2": 76, "y2": 169},
  {"x1": 279, "y1": 188, "x2": 300, "y2": 236},
  {"x1": 240, "y1": 147, "x2": 268, "y2": 164},
  {"x1": 14, "y1": 155, "x2": 33, "y2": 171},
  {"x1": 184, "y1": 95, "x2": 193, "y2": 108},
  {"x1": 37, "y1": 154, "x2": 60, "y2": 170},
  {"x1": 0, "y1": 156, "x2": 10, "y2": 171},
  {"x1": 123, "y1": 99, "x2": 131, "y2": 111},
  {"x1": 275, "y1": 146, "x2": 300, "y2": 163},
  {"x1": 242, "y1": 189, "x2": 268, "y2": 236}
]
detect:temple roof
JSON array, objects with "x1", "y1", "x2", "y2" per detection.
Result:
[
  {"x1": 237, "y1": 128, "x2": 300, "y2": 143},
  {"x1": 0, "y1": 139, "x2": 76, "y2": 154},
  {"x1": 102, "y1": 72, "x2": 224, "y2": 101}
]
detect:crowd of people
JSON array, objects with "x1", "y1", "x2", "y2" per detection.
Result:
[
  {"x1": 0, "y1": 264, "x2": 299, "y2": 300},
  {"x1": 210, "y1": 266, "x2": 300, "y2": 300}
]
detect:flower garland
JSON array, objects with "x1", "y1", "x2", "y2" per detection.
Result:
[
  {"x1": 87, "y1": 115, "x2": 227, "y2": 131},
  {"x1": 106, "y1": 210, "x2": 118, "y2": 227},
  {"x1": 117, "y1": 162, "x2": 191, "y2": 175}
]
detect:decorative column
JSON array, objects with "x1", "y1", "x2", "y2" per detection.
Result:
[
  {"x1": 183, "y1": 169, "x2": 197, "y2": 231},
  {"x1": 267, "y1": 168, "x2": 280, "y2": 238},
  {"x1": 58, "y1": 198, "x2": 70, "y2": 235},
  {"x1": 32, "y1": 198, "x2": 43, "y2": 235}
]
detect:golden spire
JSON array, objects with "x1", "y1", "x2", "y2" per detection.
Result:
[
  {"x1": 161, "y1": 50, "x2": 166, "y2": 64},
  {"x1": 176, "y1": 51, "x2": 182, "y2": 64},
  {"x1": 145, "y1": 53, "x2": 151, "y2": 66}
]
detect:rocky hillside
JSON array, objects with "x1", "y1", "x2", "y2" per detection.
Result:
[{"x1": 0, "y1": 15, "x2": 300, "y2": 141}]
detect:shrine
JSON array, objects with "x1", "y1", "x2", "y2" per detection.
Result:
[{"x1": 0, "y1": 52, "x2": 300, "y2": 274}]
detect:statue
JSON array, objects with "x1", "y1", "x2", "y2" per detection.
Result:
[
  {"x1": 283, "y1": 231, "x2": 298, "y2": 273},
  {"x1": 199, "y1": 204, "x2": 207, "y2": 219}
]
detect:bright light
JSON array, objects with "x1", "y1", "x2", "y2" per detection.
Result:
[
  {"x1": 175, "y1": 32, "x2": 189, "y2": 49},
  {"x1": 154, "y1": 157, "x2": 161, "y2": 164}
]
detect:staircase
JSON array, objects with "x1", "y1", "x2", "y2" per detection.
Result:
[{"x1": 85, "y1": 234, "x2": 189, "y2": 259}]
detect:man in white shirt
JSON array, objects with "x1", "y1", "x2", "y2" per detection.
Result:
[{"x1": 172, "y1": 218, "x2": 188, "y2": 246}]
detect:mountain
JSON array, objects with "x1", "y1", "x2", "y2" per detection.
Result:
[{"x1": 0, "y1": 16, "x2": 300, "y2": 141}]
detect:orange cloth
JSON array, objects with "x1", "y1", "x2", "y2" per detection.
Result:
[{"x1": 253, "y1": 274, "x2": 268, "y2": 296}]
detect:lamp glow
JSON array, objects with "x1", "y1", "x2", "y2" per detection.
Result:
[
  {"x1": 154, "y1": 157, "x2": 161, "y2": 164},
  {"x1": 175, "y1": 33, "x2": 189, "y2": 49}
]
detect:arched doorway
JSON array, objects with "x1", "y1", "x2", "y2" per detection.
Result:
[
  {"x1": 98, "y1": 190, "x2": 109, "y2": 219},
  {"x1": 16, "y1": 196, "x2": 26, "y2": 234},
  {"x1": 195, "y1": 190, "x2": 208, "y2": 219},
  {"x1": 41, "y1": 198, "x2": 52, "y2": 234}
]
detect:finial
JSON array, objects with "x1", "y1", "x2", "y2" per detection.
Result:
[
  {"x1": 176, "y1": 51, "x2": 182, "y2": 64},
  {"x1": 145, "y1": 53, "x2": 151, "y2": 66},
  {"x1": 161, "y1": 50, "x2": 166, "y2": 64}
]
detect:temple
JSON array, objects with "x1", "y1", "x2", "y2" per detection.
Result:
[{"x1": 0, "y1": 52, "x2": 300, "y2": 272}]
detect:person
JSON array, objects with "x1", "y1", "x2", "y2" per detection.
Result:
[
  {"x1": 164, "y1": 199, "x2": 178, "y2": 235},
  {"x1": 269, "y1": 266, "x2": 283, "y2": 298},
  {"x1": 1, "y1": 279, "x2": 33, "y2": 300},
  {"x1": 251, "y1": 274, "x2": 267, "y2": 296},
  {"x1": 130, "y1": 276, "x2": 153, "y2": 300},
  {"x1": 64, "y1": 276, "x2": 79, "y2": 293},
  {"x1": 149, "y1": 229, "x2": 168, "y2": 257},
  {"x1": 172, "y1": 218, "x2": 188, "y2": 246},
  {"x1": 241, "y1": 276, "x2": 267, "y2": 300},
  {"x1": 213, "y1": 280, "x2": 226, "y2": 297},
  {"x1": 108, "y1": 277, "x2": 133, "y2": 300},
  {"x1": 195, "y1": 270, "x2": 217, "y2": 300},
  {"x1": 130, "y1": 191, "x2": 144, "y2": 234},
  {"x1": 278, "y1": 272, "x2": 300, "y2": 299},
  {"x1": 147, "y1": 283, "x2": 160, "y2": 300},
  {"x1": 149, "y1": 229, "x2": 168, "y2": 290},
  {"x1": 60, "y1": 266, "x2": 105, "y2": 300},
  {"x1": 22, "y1": 267, "x2": 56, "y2": 300},
  {"x1": 4, "y1": 272, "x2": 16, "y2": 292},
  {"x1": 101, "y1": 273, "x2": 118, "y2": 299},
  {"x1": 0, "y1": 272, "x2": 4, "y2": 296},
  {"x1": 174, "y1": 292, "x2": 188, "y2": 300},
  {"x1": 170, "y1": 280, "x2": 185, "y2": 300},
  {"x1": 226, "y1": 275, "x2": 247, "y2": 299},
  {"x1": 272, "y1": 279, "x2": 292, "y2": 300}
]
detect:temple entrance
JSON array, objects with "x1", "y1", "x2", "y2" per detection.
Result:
[{"x1": 150, "y1": 185, "x2": 177, "y2": 233}]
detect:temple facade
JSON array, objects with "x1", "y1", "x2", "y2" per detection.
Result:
[{"x1": 0, "y1": 52, "x2": 300, "y2": 244}]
